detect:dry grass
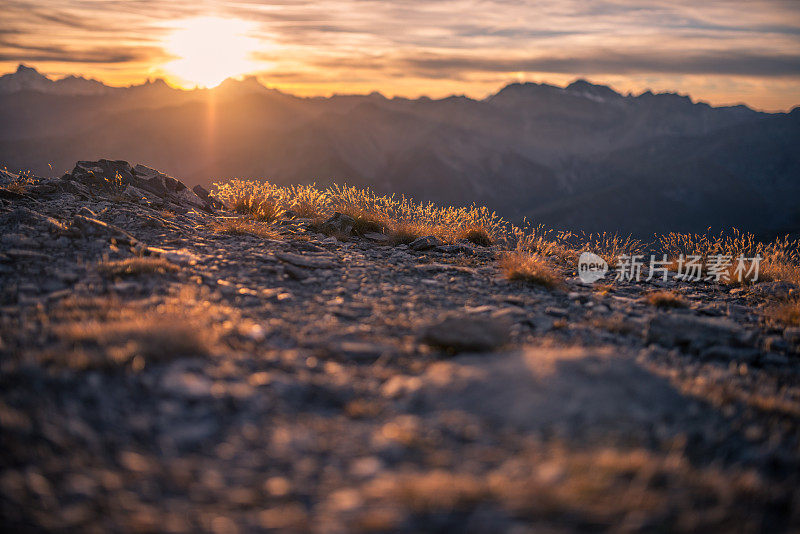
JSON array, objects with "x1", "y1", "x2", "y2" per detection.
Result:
[
  {"x1": 53, "y1": 317, "x2": 209, "y2": 370},
  {"x1": 645, "y1": 290, "x2": 687, "y2": 308},
  {"x1": 99, "y1": 257, "x2": 179, "y2": 277},
  {"x1": 764, "y1": 299, "x2": 800, "y2": 327},
  {"x1": 592, "y1": 314, "x2": 636, "y2": 335},
  {"x1": 0, "y1": 169, "x2": 38, "y2": 195},
  {"x1": 511, "y1": 223, "x2": 644, "y2": 266},
  {"x1": 211, "y1": 179, "x2": 800, "y2": 295},
  {"x1": 211, "y1": 217, "x2": 281, "y2": 239},
  {"x1": 593, "y1": 283, "x2": 615, "y2": 296},
  {"x1": 657, "y1": 229, "x2": 800, "y2": 287},
  {"x1": 499, "y1": 252, "x2": 562, "y2": 289},
  {"x1": 23, "y1": 287, "x2": 232, "y2": 371},
  {"x1": 213, "y1": 180, "x2": 506, "y2": 244},
  {"x1": 355, "y1": 445, "x2": 779, "y2": 532},
  {"x1": 393, "y1": 470, "x2": 489, "y2": 514},
  {"x1": 459, "y1": 226, "x2": 493, "y2": 246}
]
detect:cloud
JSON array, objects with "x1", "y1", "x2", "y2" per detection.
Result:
[
  {"x1": 397, "y1": 50, "x2": 800, "y2": 78},
  {"x1": 0, "y1": 41, "x2": 165, "y2": 64}
]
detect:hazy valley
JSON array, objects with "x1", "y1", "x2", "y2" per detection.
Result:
[{"x1": 2, "y1": 65, "x2": 799, "y2": 238}]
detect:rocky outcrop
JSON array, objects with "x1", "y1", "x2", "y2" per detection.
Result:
[{"x1": 62, "y1": 159, "x2": 218, "y2": 212}]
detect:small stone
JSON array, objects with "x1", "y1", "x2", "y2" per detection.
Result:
[
  {"x1": 5, "y1": 249, "x2": 48, "y2": 260},
  {"x1": 409, "y1": 235, "x2": 443, "y2": 251},
  {"x1": 698, "y1": 345, "x2": 758, "y2": 362},
  {"x1": 70, "y1": 214, "x2": 138, "y2": 245},
  {"x1": 784, "y1": 327, "x2": 800, "y2": 344},
  {"x1": 435, "y1": 244, "x2": 475, "y2": 255},
  {"x1": 763, "y1": 336, "x2": 788, "y2": 352},
  {"x1": 161, "y1": 368, "x2": 213, "y2": 399},
  {"x1": 760, "y1": 353, "x2": 790, "y2": 366},
  {"x1": 421, "y1": 315, "x2": 511, "y2": 353},
  {"x1": 275, "y1": 251, "x2": 338, "y2": 269},
  {"x1": 319, "y1": 212, "x2": 355, "y2": 235},
  {"x1": 414, "y1": 263, "x2": 476, "y2": 275},
  {"x1": 363, "y1": 232, "x2": 390, "y2": 243},
  {"x1": 545, "y1": 306, "x2": 569, "y2": 318},
  {"x1": 334, "y1": 341, "x2": 393, "y2": 361},
  {"x1": 283, "y1": 264, "x2": 309, "y2": 280}
]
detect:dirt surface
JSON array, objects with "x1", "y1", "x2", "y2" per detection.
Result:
[{"x1": 1, "y1": 162, "x2": 799, "y2": 532}]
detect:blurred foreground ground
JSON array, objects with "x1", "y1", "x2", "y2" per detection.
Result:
[{"x1": 1, "y1": 162, "x2": 799, "y2": 532}]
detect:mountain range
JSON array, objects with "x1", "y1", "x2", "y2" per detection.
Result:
[{"x1": 1, "y1": 64, "x2": 798, "y2": 237}]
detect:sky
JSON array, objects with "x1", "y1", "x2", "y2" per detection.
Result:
[{"x1": 1, "y1": 0, "x2": 799, "y2": 111}]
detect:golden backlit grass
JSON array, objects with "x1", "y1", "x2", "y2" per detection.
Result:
[
  {"x1": 499, "y1": 252, "x2": 562, "y2": 289},
  {"x1": 213, "y1": 180, "x2": 505, "y2": 244},
  {"x1": 211, "y1": 179, "x2": 800, "y2": 293},
  {"x1": 592, "y1": 314, "x2": 636, "y2": 335},
  {"x1": 645, "y1": 290, "x2": 687, "y2": 308},
  {"x1": 23, "y1": 287, "x2": 231, "y2": 371},
  {"x1": 764, "y1": 298, "x2": 800, "y2": 327},
  {"x1": 99, "y1": 257, "x2": 179, "y2": 277},
  {"x1": 54, "y1": 317, "x2": 209, "y2": 370},
  {"x1": 211, "y1": 217, "x2": 281, "y2": 239},
  {"x1": 0, "y1": 169, "x2": 38, "y2": 195},
  {"x1": 658, "y1": 229, "x2": 800, "y2": 287}
]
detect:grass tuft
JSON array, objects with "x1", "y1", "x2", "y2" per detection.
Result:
[
  {"x1": 765, "y1": 298, "x2": 800, "y2": 327},
  {"x1": 211, "y1": 218, "x2": 281, "y2": 239},
  {"x1": 645, "y1": 290, "x2": 687, "y2": 308},
  {"x1": 53, "y1": 317, "x2": 209, "y2": 370},
  {"x1": 99, "y1": 257, "x2": 179, "y2": 277},
  {"x1": 499, "y1": 252, "x2": 562, "y2": 289},
  {"x1": 211, "y1": 180, "x2": 800, "y2": 295},
  {"x1": 459, "y1": 226, "x2": 493, "y2": 246}
]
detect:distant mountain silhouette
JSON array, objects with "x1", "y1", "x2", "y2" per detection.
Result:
[{"x1": 1, "y1": 65, "x2": 798, "y2": 237}]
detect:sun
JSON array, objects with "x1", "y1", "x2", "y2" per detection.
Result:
[{"x1": 163, "y1": 17, "x2": 260, "y2": 89}]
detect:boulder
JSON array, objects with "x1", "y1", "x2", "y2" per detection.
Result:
[
  {"x1": 646, "y1": 313, "x2": 753, "y2": 352},
  {"x1": 421, "y1": 315, "x2": 511, "y2": 353}
]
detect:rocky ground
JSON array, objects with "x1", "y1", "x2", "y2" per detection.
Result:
[{"x1": 1, "y1": 160, "x2": 799, "y2": 533}]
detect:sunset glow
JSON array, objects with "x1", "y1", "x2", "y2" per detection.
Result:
[
  {"x1": 1, "y1": 0, "x2": 799, "y2": 110},
  {"x1": 163, "y1": 17, "x2": 261, "y2": 89}
]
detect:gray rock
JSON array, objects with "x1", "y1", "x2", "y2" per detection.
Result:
[
  {"x1": 275, "y1": 251, "x2": 338, "y2": 269},
  {"x1": 413, "y1": 262, "x2": 477, "y2": 275},
  {"x1": 319, "y1": 212, "x2": 355, "y2": 236},
  {"x1": 698, "y1": 345, "x2": 759, "y2": 362},
  {"x1": 0, "y1": 206, "x2": 68, "y2": 234},
  {"x1": 646, "y1": 313, "x2": 753, "y2": 352},
  {"x1": 160, "y1": 367, "x2": 213, "y2": 400},
  {"x1": 192, "y1": 185, "x2": 224, "y2": 210},
  {"x1": 70, "y1": 214, "x2": 138, "y2": 245},
  {"x1": 362, "y1": 232, "x2": 390, "y2": 243},
  {"x1": 64, "y1": 159, "x2": 215, "y2": 212},
  {"x1": 409, "y1": 235, "x2": 443, "y2": 251},
  {"x1": 421, "y1": 315, "x2": 511, "y2": 353}
]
